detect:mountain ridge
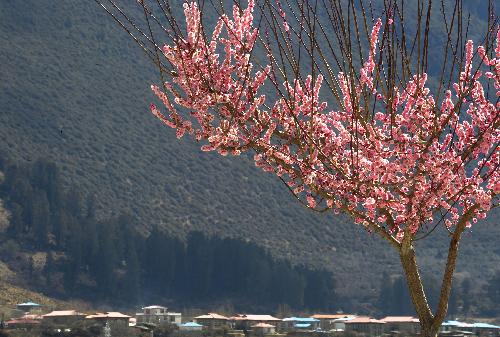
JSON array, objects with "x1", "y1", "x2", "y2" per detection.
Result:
[{"x1": 0, "y1": 0, "x2": 498, "y2": 311}]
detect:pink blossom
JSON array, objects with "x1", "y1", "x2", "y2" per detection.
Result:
[
  {"x1": 150, "y1": 3, "x2": 500, "y2": 242},
  {"x1": 306, "y1": 194, "x2": 317, "y2": 208}
]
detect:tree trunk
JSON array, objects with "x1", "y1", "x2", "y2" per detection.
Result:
[
  {"x1": 399, "y1": 234, "x2": 436, "y2": 336},
  {"x1": 421, "y1": 326, "x2": 440, "y2": 337},
  {"x1": 397, "y1": 207, "x2": 476, "y2": 337}
]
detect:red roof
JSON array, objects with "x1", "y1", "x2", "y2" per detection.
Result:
[{"x1": 345, "y1": 317, "x2": 385, "y2": 324}]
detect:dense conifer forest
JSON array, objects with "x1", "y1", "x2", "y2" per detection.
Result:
[
  {"x1": 0, "y1": 155, "x2": 499, "y2": 316},
  {"x1": 0, "y1": 155, "x2": 339, "y2": 311}
]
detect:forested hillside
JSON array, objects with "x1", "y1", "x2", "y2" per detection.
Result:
[
  {"x1": 1, "y1": 156, "x2": 499, "y2": 316},
  {"x1": 0, "y1": 156, "x2": 338, "y2": 311},
  {"x1": 0, "y1": 0, "x2": 498, "y2": 315}
]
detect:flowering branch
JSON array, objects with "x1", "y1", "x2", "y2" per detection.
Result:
[{"x1": 150, "y1": 1, "x2": 499, "y2": 245}]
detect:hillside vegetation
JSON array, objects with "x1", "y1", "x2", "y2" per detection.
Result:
[
  {"x1": 0, "y1": 0, "x2": 499, "y2": 314},
  {"x1": 0, "y1": 156, "x2": 340, "y2": 312}
]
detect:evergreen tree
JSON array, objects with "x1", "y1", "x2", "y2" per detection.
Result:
[
  {"x1": 185, "y1": 232, "x2": 214, "y2": 298},
  {"x1": 486, "y1": 271, "x2": 500, "y2": 305},
  {"x1": 461, "y1": 277, "x2": 472, "y2": 316},
  {"x1": 64, "y1": 220, "x2": 83, "y2": 291},
  {"x1": 245, "y1": 252, "x2": 272, "y2": 303},
  {"x1": 95, "y1": 224, "x2": 118, "y2": 298},
  {"x1": 391, "y1": 276, "x2": 413, "y2": 315},
  {"x1": 31, "y1": 159, "x2": 61, "y2": 211},
  {"x1": 144, "y1": 227, "x2": 167, "y2": 292},
  {"x1": 304, "y1": 270, "x2": 336, "y2": 311},
  {"x1": 65, "y1": 190, "x2": 83, "y2": 220},
  {"x1": 7, "y1": 202, "x2": 24, "y2": 236},
  {"x1": 82, "y1": 208, "x2": 99, "y2": 270},
  {"x1": 124, "y1": 241, "x2": 141, "y2": 302},
  {"x1": 377, "y1": 271, "x2": 393, "y2": 315},
  {"x1": 44, "y1": 251, "x2": 55, "y2": 286},
  {"x1": 448, "y1": 285, "x2": 458, "y2": 319},
  {"x1": 32, "y1": 190, "x2": 51, "y2": 248}
]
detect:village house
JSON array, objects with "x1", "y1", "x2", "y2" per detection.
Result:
[
  {"x1": 470, "y1": 322, "x2": 500, "y2": 337},
  {"x1": 441, "y1": 320, "x2": 500, "y2": 337},
  {"x1": 330, "y1": 316, "x2": 358, "y2": 331},
  {"x1": 310, "y1": 314, "x2": 356, "y2": 331},
  {"x1": 251, "y1": 322, "x2": 276, "y2": 336},
  {"x1": 20, "y1": 314, "x2": 43, "y2": 321},
  {"x1": 281, "y1": 317, "x2": 320, "y2": 331},
  {"x1": 344, "y1": 317, "x2": 386, "y2": 337},
  {"x1": 380, "y1": 316, "x2": 420, "y2": 335},
  {"x1": 136, "y1": 305, "x2": 182, "y2": 325},
  {"x1": 85, "y1": 312, "x2": 132, "y2": 328},
  {"x1": 194, "y1": 313, "x2": 230, "y2": 329},
  {"x1": 230, "y1": 314, "x2": 281, "y2": 331},
  {"x1": 42, "y1": 310, "x2": 86, "y2": 326},
  {"x1": 4, "y1": 318, "x2": 41, "y2": 330}
]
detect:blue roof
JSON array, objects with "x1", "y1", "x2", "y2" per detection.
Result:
[
  {"x1": 295, "y1": 323, "x2": 312, "y2": 328},
  {"x1": 442, "y1": 321, "x2": 473, "y2": 328},
  {"x1": 471, "y1": 323, "x2": 500, "y2": 329},
  {"x1": 283, "y1": 317, "x2": 319, "y2": 322},
  {"x1": 181, "y1": 322, "x2": 203, "y2": 327},
  {"x1": 17, "y1": 302, "x2": 41, "y2": 307}
]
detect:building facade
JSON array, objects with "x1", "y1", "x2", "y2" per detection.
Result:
[
  {"x1": 136, "y1": 305, "x2": 182, "y2": 325},
  {"x1": 344, "y1": 317, "x2": 386, "y2": 337},
  {"x1": 380, "y1": 316, "x2": 420, "y2": 335},
  {"x1": 194, "y1": 313, "x2": 230, "y2": 329}
]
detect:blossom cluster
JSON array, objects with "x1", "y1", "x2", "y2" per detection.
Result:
[{"x1": 151, "y1": 1, "x2": 499, "y2": 241}]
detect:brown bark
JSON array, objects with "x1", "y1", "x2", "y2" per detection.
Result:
[
  {"x1": 399, "y1": 233, "x2": 435, "y2": 335},
  {"x1": 431, "y1": 205, "x2": 480, "y2": 332},
  {"x1": 397, "y1": 206, "x2": 480, "y2": 337}
]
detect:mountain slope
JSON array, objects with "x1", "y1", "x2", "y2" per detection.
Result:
[{"x1": 0, "y1": 0, "x2": 498, "y2": 307}]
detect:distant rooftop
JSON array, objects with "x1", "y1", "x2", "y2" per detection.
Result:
[
  {"x1": 251, "y1": 323, "x2": 276, "y2": 328},
  {"x1": 380, "y1": 316, "x2": 419, "y2": 323},
  {"x1": 311, "y1": 314, "x2": 355, "y2": 320},
  {"x1": 231, "y1": 314, "x2": 281, "y2": 321},
  {"x1": 21, "y1": 314, "x2": 43, "y2": 320},
  {"x1": 142, "y1": 305, "x2": 167, "y2": 310},
  {"x1": 471, "y1": 323, "x2": 500, "y2": 329},
  {"x1": 5, "y1": 319, "x2": 41, "y2": 325},
  {"x1": 333, "y1": 316, "x2": 357, "y2": 322},
  {"x1": 283, "y1": 317, "x2": 320, "y2": 322},
  {"x1": 442, "y1": 320, "x2": 473, "y2": 328},
  {"x1": 345, "y1": 317, "x2": 385, "y2": 324},
  {"x1": 442, "y1": 321, "x2": 500, "y2": 329},
  {"x1": 17, "y1": 302, "x2": 42, "y2": 307},
  {"x1": 86, "y1": 312, "x2": 131, "y2": 319},
  {"x1": 195, "y1": 313, "x2": 229, "y2": 320},
  {"x1": 181, "y1": 322, "x2": 203, "y2": 327},
  {"x1": 43, "y1": 310, "x2": 85, "y2": 317}
]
